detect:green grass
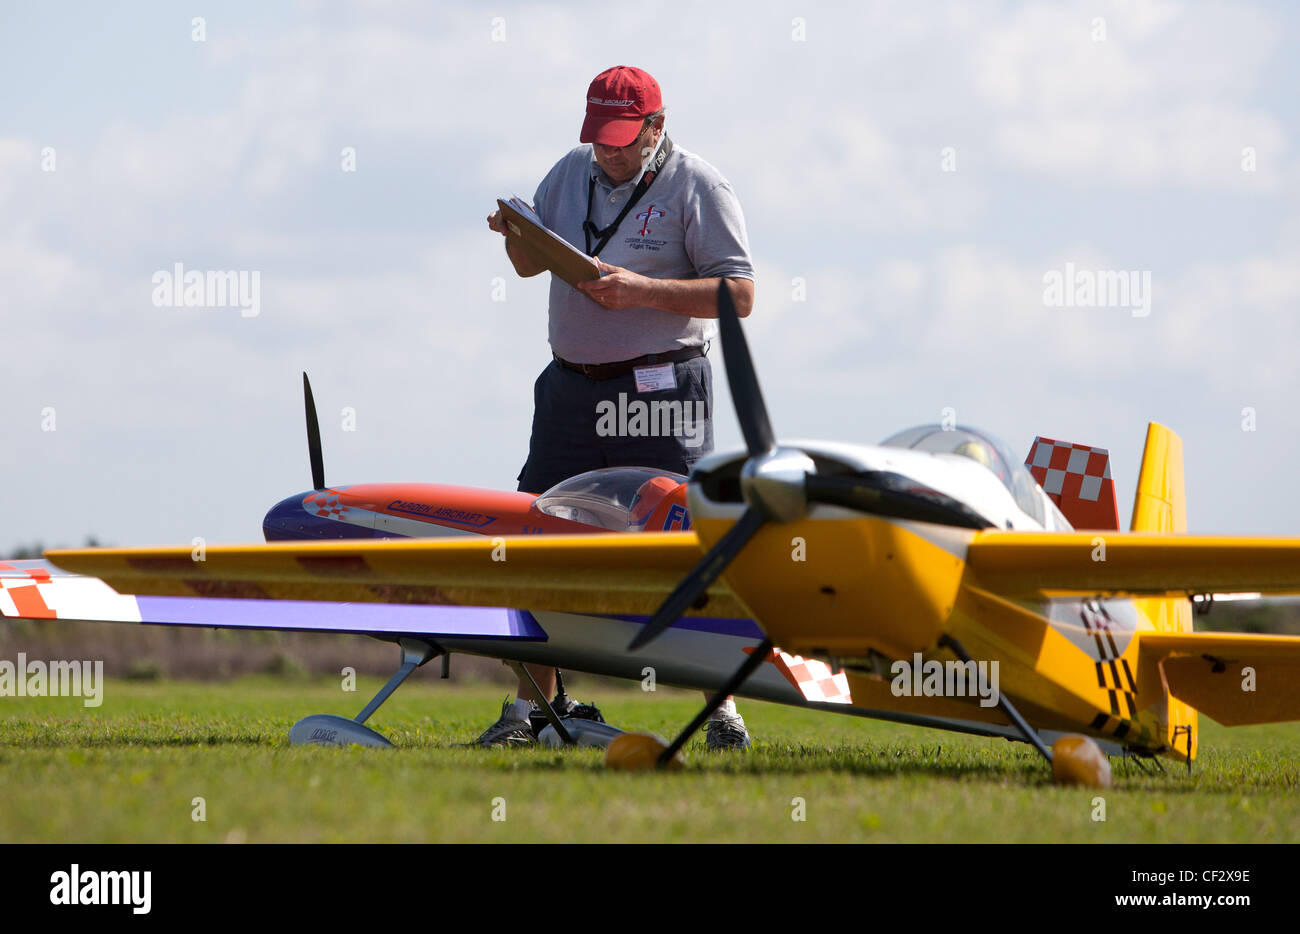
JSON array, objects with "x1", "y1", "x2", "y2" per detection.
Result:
[{"x1": 1, "y1": 677, "x2": 1298, "y2": 842}]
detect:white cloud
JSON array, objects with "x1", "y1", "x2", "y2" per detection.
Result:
[{"x1": 975, "y1": 1, "x2": 1289, "y2": 187}]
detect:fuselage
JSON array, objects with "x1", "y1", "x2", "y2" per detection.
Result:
[
  {"x1": 259, "y1": 428, "x2": 1192, "y2": 761},
  {"x1": 686, "y1": 436, "x2": 1192, "y2": 761}
]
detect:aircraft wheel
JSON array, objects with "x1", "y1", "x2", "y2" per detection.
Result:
[
  {"x1": 1051, "y1": 734, "x2": 1112, "y2": 788},
  {"x1": 605, "y1": 732, "x2": 684, "y2": 771}
]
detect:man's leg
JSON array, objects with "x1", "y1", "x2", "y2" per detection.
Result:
[
  {"x1": 472, "y1": 666, "x2": 558, "y2": 748},
  {"x1": 517, "y1": 360, "x2": 607, "y2": 495},
  {"x1": 703, "y1": 693, "x2": 751, "y2": 750},
  {"x1": 476, "y1": 362, "x2": 600, "y2": 747},
  {"x1": 597, "y1": 356, "x2": 751, "y2": 749},
  {"x1": 597, "y1": 355, "x2": 713, "y2": 475}
]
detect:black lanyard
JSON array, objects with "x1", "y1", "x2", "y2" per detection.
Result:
[{"x1": 583, "y1": 134, "x2": 673, "y2": 257}]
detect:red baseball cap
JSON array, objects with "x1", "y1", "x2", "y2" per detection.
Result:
[{"x1": 580, "y1": 66, "x2": 662, "y2": 147}]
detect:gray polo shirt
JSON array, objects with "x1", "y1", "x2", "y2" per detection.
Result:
[{"x1": 532, "y1": 142, "x2": 753, "y2": 364}]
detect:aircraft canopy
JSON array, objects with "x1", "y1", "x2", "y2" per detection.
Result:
[
  {"x1": 532, "y1": 467, "x2": 689, "y2": 532},
  {"x1": 880, "y1": 425, "x2": 1045, "y2": 525}
]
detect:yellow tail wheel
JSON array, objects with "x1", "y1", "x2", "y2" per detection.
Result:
[
  {"x1": 605, "y1": 732, "x2": 684, "y2": 771},
  {"x1": 1052, "y1": 734, "x2": 1112, "y2": 788}
]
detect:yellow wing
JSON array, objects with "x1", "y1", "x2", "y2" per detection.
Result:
[
  {"x1": 45, "y1": 533, "x2": 748, "y2": 618},
  {"x1": 966, "y1": 532, "x2": 1300, "y2": 597}
]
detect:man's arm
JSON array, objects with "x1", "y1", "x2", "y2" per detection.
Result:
[
  {"x1": 577, "y1": 260, "x2": 754, "y2": 318},
  {"x1": 487, "y1": 210, "x2": 547, "y2": 278}
]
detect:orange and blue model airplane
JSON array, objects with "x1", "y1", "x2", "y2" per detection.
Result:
[{"x1": 6, "y1": 284, "x2": 1300, "y2": 784}]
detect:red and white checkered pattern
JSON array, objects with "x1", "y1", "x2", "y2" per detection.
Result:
[
  {"x1": 1025, "y1": 436, "x2": 1119, "y2": 530},
  {"x1": 774, "y1": 649, "x2": 852, "y2": 704},
  {"x1": 304, "y1": 491, "x2": 350, "y2": 520}
]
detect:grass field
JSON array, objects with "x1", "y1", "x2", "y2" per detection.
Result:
[{"x1": 2, "y1": 676, "x2": 1298, "y2": 843}]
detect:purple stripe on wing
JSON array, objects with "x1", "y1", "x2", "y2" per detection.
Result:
[{"x1": 133, "y1": 596, "x2": 546, "y2": 640}]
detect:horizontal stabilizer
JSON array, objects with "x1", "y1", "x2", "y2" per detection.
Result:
[
  {"x1": 966, "y1": 532, "x2": 1300, "y2": 597},
  {"x1": 1139, "y1": 631, "x2": 1300, "y2": 725}
]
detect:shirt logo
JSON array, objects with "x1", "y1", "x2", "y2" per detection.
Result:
[{"x1": 637, "y1": 205, "x2": 665, "y2": 236}]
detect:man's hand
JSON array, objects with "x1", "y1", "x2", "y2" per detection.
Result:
[
  {"x1": 577, "y1": 258, "x2": 654, "y2": 310},
  {"x1": 489, "y1": 208, "x2": 545, "y2": 277},
  {"x1": 578, "y1": 259, "x2": 754, "y2": 318}
]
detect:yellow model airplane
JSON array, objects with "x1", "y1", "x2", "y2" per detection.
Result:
[{"x1": 34, "y1": 284, "x2": 1300, "y2": 784}]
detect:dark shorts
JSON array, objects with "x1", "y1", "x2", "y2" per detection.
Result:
[{"x1": 517, "y1": 355, "x2": 714, "y2": 494}]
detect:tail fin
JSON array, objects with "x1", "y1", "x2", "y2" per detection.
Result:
[
  {"x1": 1024, "y1": 436, "x2": 1119, "y2": 530},
  {"x1": 1130, "y1": 422, "x2": 1197, "y2": 761},
  {"x1": 1130, "y1": 422, "x2": 1187, "y2": 535}
]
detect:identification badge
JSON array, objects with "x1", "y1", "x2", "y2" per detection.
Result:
[{"x1": 633, "y1": 363, "x2": 676, "y2": 393}]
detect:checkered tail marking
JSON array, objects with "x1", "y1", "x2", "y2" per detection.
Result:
[{"x1": 1025, "y1": 436, "x2": 1120, "y2": 530}]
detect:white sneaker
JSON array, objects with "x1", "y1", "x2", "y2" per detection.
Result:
[
  {"x1": 472, "y1": 697, "x2": 536, "y2": 747},
  {"x1": 705, "y1": 712, "x2": 752, "y2": 750}
]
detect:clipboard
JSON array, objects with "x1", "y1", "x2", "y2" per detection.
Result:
[{"x1": 497, "y1": 197, "x2": 601, "y2": 288}]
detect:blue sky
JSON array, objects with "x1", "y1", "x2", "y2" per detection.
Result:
[{"x1": 2, "y1": 0, "x2": 1298, "y2": 550}]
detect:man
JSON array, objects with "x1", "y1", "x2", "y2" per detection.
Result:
[{"x1": 481, "y1": 65, "x2": 755, "y2": 750}]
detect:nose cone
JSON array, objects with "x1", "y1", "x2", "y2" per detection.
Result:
[
  {"x1": 264, "y1": 489, "x2": 388, "y2": 541},
  {"x1": 263, "y1": 492, "x2": 317, "y2": 541},
  {"x1": 265, "y1": 491, "x2": 381, "y2": 541}
]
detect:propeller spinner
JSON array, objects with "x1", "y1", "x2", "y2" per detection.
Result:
[
  {"x1": 628, "y1": 282, "x2": 820, "y2": 651},
  {"x1": 628, "y1": 281, "x2": 989, "y2": 652}
]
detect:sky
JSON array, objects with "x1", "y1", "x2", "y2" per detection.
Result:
[{"x1": 2, "y1": 0, "x2": 1298, "y2": 551}]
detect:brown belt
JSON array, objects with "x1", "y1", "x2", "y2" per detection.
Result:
[{"x1": 553, "y1": 345, "x2": 705, "y2": 380}]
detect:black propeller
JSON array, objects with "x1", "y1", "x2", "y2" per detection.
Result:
[
  {"x1": 715, "y1": 283, "x2": 774, "y2": 457},
  {"x1": 628, "y1": 281, "x2": 810, "y2": 651},
  {"x1": 624, "y1": 283, "x2": 999, "y2": 763},
  {"x1": 628, "y1": 281, "x2": 992, "y2": 654},
  {"x1": 627, "y1": 507, "x2": 766, "y2": 650},
  {"x1": 303, "y1": 372, "x2": 325, "y2": 490}
]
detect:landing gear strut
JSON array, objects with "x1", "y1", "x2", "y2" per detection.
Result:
[
  {"x1": 289, "y1": 638, "x2": 441, "y2": 747},
  {"x1": 940, "y1": 634, "x2": 1053, "y2": 764}
]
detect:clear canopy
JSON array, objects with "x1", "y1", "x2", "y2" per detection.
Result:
[
  {"x1": 879, "y1": 425, "x2": 1045, "y2": 524},
  {"x1": 532, "y1": 467, "x2": 689, "y2": 531}
]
